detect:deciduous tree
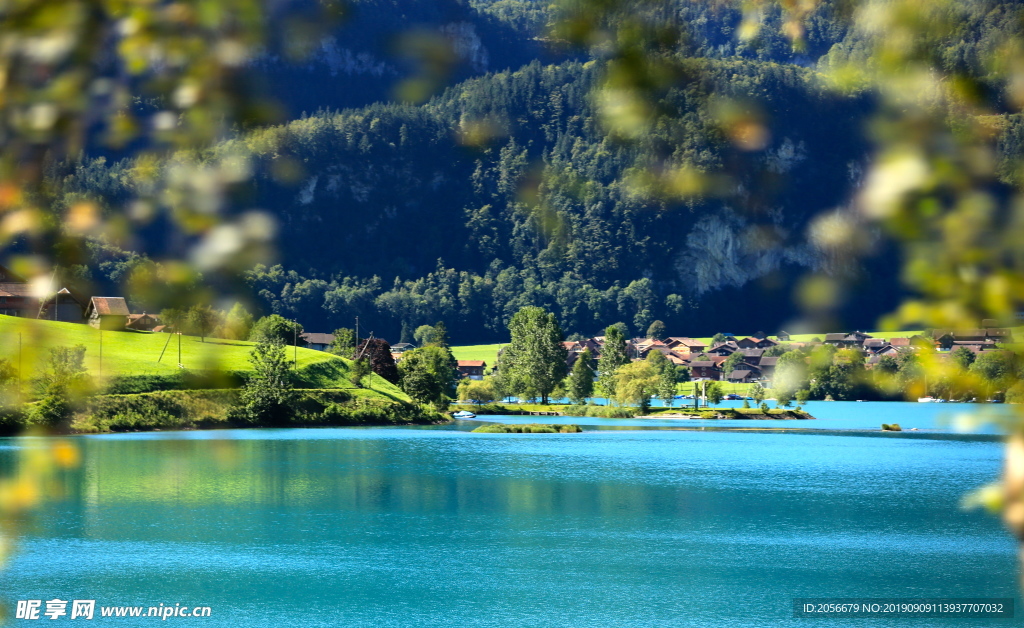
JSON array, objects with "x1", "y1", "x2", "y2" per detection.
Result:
[
  {"x1": 329, "y1": 328, "x2": 356, "y2": 358},
  {"x1": 501, "y1": 306, "x2": 568, "y2": 404},
  {"x1": 356, "y1": 338, "x2": 400, "y2": 384},
  {"x1": 614, "y1": 361, "x2": 660, "y2": 414},
  {"x1": 249, "y1": 315, "x2": 303, "y2": 346},
  {"x1": 646, "y1": 320, "x2": 666, "y2": 341},
  {"x1": 399, "y1": 345, "x2": 459, "y2": 410},
  {"x1": 32, "y1": 346, "x2": 90, "y2": 430},
  {"x1": 239, "y1": 338, "x2": 293, "y2": 424}
]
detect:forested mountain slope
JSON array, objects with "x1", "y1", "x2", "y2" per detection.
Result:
[{"x1": 50, "y1": 0, "x2": 1024, "y2": 342}]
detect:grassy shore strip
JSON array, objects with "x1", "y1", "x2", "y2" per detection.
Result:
[
  {"x1": 472, "y1": 423, "x2": 582, "y2": 433},
  {"x1": 459, "y1": 402, "x2": 812, "y2": 420},
  {"x1": 637, "y1": 408, "x2": 812, "y2": 420},
  {"x1": 64, "y1": 388, "x2": 447, "y2": 434}
]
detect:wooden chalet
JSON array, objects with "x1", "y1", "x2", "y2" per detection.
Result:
[
  {"x1": 126, "y1": 312, "x2": 162, "y2": 332},
  {"x1": 707, "y1": 341, "x2": 739, "y2": 356},
  {"x1": 457, "y1": 360, "x2": 487, "y2": 380},
  {"x1": 300, "y1": 332, "x2": 335, "y2": 352},
  {"x1": 0, "y1": 265, "x2": 39, "y2": 318},
  {"x1": 666, "y1": 338, "x2": 707, "y2": 355},
  {"x1": 738, "y1": 348, "x2": 766, "y2": 365},
  {"x1": 737, "y1": 332, "x2": 777, "y2": 349},
  {"x1": 825, "y1": 331, "x2": 873, "y2": 347},
  {"x1": 38, "y1": 287, "x2": 86, "y2": 323},
  {"x1": 85, "y1": 297, "x2": 130, "y2": 330},
  {"x1": 931, "y1": 328, "x2": 1012, "y2": 350},
  {"x1": 726, "y1": 367, "x2": 760, "y2": 384},
  {"x1": 689, "y1": 361, "x2": 721, "y2": 380}
]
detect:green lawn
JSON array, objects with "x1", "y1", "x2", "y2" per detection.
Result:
[
  {"x1": 678, "y1": 381, "x2": 754, "y2": 396},
  {"x1": 450, "y1": 343, "x2": 503, "y2": 365},
  {"x1": 0, "y1": 315, "x2": 409, "y2": 400}
]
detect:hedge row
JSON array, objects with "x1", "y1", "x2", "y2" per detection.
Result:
[{"x1": 70, "y1": 388, "x2": 445, "y2": 433}]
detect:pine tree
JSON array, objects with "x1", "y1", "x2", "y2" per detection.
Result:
[
  {"x1": 598, "y1": 325, "x2": 629, "y2": 401},
  {"x1": 646, "y1": 350, "x2": 677, "y2": 407},
  {"x1": 567, "y1": 348, "x2": 595, "y2": 404}
]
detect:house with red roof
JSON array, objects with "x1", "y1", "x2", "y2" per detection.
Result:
[{"x1": 457, "y1": 360, "x2": 487, "y2": 380}]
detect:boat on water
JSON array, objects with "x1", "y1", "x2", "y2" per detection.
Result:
[
  {"x1": 452, "y1": 410, "x2": 477, "y2": 419},
  {"x1": 917, "y1": 397, "x2": 935, "y2": 403}
]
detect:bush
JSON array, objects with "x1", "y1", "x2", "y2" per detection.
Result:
[
  {"x1": 564, "y1": 404, "x2": 635, "y2": 418},
  {"x1": 104, "y1": 371, "x2": 245, "y2": 394},
  {"x1": 74, "y1": 388, "x2": 445, "y2": 432},
  {"x1": 80, "y1": 390, "x2": 238, "y2": 432},
  {"x1": 0, "y1": 405, "x2": 27, "y2": 435}
]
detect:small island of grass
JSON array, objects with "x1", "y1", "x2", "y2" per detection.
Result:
[{"x1": 472, "y1": 423, "x2": 583, "y2": 433}]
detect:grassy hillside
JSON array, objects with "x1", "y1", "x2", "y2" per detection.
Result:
[{"x1": 0, "y1": 315, "x2": 410, "y2": 401}]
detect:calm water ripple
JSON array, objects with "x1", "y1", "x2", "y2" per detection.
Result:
[{"x1": 0, "y1": 424, "x2": 1017, "y2": 626}]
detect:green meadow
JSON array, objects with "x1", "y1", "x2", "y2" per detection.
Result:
[
  {"x1": 450, "y1": 343, "x2": 503, "y2": 365},
  {"x1": 0, "y1": 315, "x2": 409, "y2": 401}
]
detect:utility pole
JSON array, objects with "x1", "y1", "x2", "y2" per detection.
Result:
[
  {"x1": 178, "y1": 332, "x2": 182, "y2": 368},
  {"x1": 355, "y1": 316, "x2": 359, "y2": 352},
  {"x1": 293, "y1": 321, "x2": 298, "y2": 368},
  {"x1": 99, "y1": 330, "x2": 103, "y2": 380}
]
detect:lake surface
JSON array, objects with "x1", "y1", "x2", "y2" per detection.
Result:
[
  {"x1": 0, "y1": 411, "x2": 1018, "y2": 626},
  {"x1": 472, "y1": 400, "x2": 1013, "y2": 433}
]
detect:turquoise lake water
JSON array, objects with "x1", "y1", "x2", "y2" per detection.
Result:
[{"x1": 0, "y1": 402, "x2": 1018, "y2": 626}]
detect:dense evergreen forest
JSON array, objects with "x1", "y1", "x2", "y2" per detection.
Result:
[{"x1": 47, "y1": 0, "x2": 1024, "y2": 342}]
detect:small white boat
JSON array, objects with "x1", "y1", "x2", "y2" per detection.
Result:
[
  {"x1": 917, "y1": 397, "x2": 935, "y2": 403},
  {"x1": 452, "y1": 410, "x2": 477, "y2": 419}
]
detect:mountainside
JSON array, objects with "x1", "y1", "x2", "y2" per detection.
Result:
[
  {"x1": 49, "y1": 0, "x2": 1024, "y2": 342},
  {"x1": 252, "y1": 0, "x2": 557, "y2": 114}
]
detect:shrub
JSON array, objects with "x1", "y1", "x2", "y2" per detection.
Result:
[{"x1": 564, "y1": 404, "x2": 635, "y2": 418}]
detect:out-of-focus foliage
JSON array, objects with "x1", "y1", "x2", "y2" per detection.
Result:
[{"x1": 0, "y1": 0, "x2": 302, "y2": 297}]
